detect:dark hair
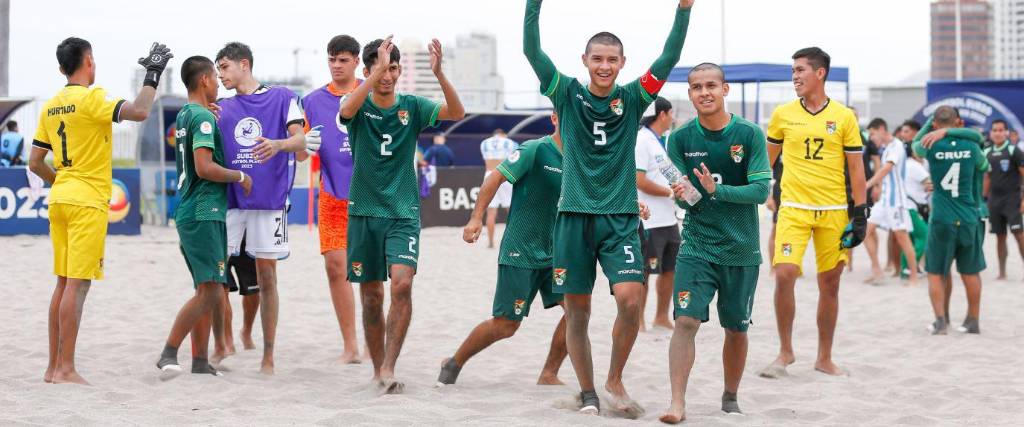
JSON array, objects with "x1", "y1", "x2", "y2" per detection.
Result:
[
  {"x1": 216, "y1": 42, "x2": 254, "y2": 69},
  {"x1": 586, "y1": 31, "x2": 623, "y2": 55},
  {"x1": 867, "y1": 118, "x2": 888, "y2": 131},
  {"x1": 793, "y1": 47, "x2": 831, "y2": 81},
  {"x1": 56, "y1": 37, "x2": 92, "y2": 76},
  {"x1": 642, "y1": 97, "x2": 673, "y2": 126},
  {"x1": 687, "y1": 62, "x2": 725, "y2": 83},
  {"x1": 5, "y1": 121, "x2": 17, "y2": 131},
  {"x1": 362, "y1": 39, "x2": 401, "y2": 69},
  {"x1": 328, "y1": 35, "x2": 360, "y2": 57},
  {"x1": 181, "y1": 56, "x2": 215, "y2": 92},
  {"x1": 900, "y1": 120, "x2": 922, "y2": 133},
  {"x1": 991, "y1": 119, "x2": 1008, "y2": 131},
  {"x1": 933, "y1": 106, "x2": 959, "y2": 126}
]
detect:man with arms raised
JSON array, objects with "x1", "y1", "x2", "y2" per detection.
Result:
[
  {"x1": 340, "y1": 36, "x2": 464, "y2": 393},
  {"x1": 523, "y1": 0, "x2": 694, "y2": 416},
  {"x1": 760, "y1": 47, "x2": 868, "y2": 378},
  {"x1": 216, "y1": 42, "x2": 308, "y2": 374},
  {"x1": 659, "y1": 63, "x2": 771, "y2": 423},
  {"x1": 30, "y1": 38, "x2": 170, "y2": 384}
]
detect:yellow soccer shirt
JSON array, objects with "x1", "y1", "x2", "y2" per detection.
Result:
[
  {"x1": 766, "y1": 98, "x2": 862, "y2": 210},
  {"x1": 33, "y1": 85, "x2": 125, "y2": 211}
]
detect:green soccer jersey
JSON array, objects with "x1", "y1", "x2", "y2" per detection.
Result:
[
  {"x1": 667, "y1": 115, "x2": 772, "y2": 266},
  {"x1": 913, "y1": 117, "x2": 988, "y2": 219},
  {"x1": 174, "y1": 103, "x2": 227, "y2": 224},
  {"x1": 341, "y1": 93, "x2": 440, "y2": 219},
  {"x1": 495, "y1": 136, "x2": 563, "y2": 268},
  {"x1": 915, "y1": 137, "x2": 989, "y2": 225}
]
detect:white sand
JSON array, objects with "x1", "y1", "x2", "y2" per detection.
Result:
[{"x1": 3, "y1": 221, "x2": 1023, "y2": 426}]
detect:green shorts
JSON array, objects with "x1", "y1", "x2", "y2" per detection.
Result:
[
  {"x1": 673, "y1": 256, "x2": 758, "y2": 332},
  {"x1": 493, "y1": 265, "x2": 564, "y2": 321},
  {"x1": 176, "y1": 220, "x2": 228, "y2": 288},
  {"x1": 347, "y1": 215, "x2": 420, "y2": 283},
  {"x1": 925, "y1": 222, "x2": 985, "y2": 275},
  {"x1": 552, "y1": 212, "x2": 645, "y2": 295}
]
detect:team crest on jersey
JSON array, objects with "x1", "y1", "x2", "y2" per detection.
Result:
[
  {"x1": 200, "y1": 121, "x2": 213, "y2": 135},
  {"x1": 825, "y1": 121, "x2": 837, "y2": 135},
  {"x1": 782, "y1": 243, "x2": 792, "y2": 256},
  {"x1": 398, "y1": 110, "x2": 410, "y2": 126},
  {"x1": 677, "y1": 291, "x2": 691, "y2": 309},
  {"x1": 1001, "y1": 159, "x2": 1010, "y2": 172},
  {"x1": 509, "y1": 151, "x2": 521, "y2": 163},
  {"x1": 730, "y1": 145, "x2": 744, "y2": 163},
  {"x1": 610, "y1": 98, "x2": 624, "y2": 116},
  {"x1": 218, "y1": 261, "x2": 226, "y2": 277},
  {"x1": 234, "y1": 117, "x2": 263, "y2": 147},
  {"x1": 514, "y1": 299, "x2": 526, "y2": 315},
  {"x1": 554, "y1": 268, "x2": 567, "y2": 286},
  {"x1": 352, "y1": 262, "x2": 363, "y2": 277}
]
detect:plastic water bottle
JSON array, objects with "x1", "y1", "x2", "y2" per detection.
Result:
[{"x1": 654, "y1": 154, "x2": 702, "y2": 205}]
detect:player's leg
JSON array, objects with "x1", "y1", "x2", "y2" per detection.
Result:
[
  {"x1": 321, "y1": 195, "x2": 360, "y2": 363},
  {"x1": 995, "y1": 232, "x2": 1009, "y2": 280},
  {"x1": 768, "y1": 215, "x2": 778, "y2": 275},
  {"x1": 226, "y1": 211, "x2": 258, "y2": 350},
  {"x1": 761, "y1": 207, "x2": 811, "y2": 378},
  {"x1": 218, "y1": 287, "x2": 235, "y2": 356},
  {"x1": 538, "y1": 308, "x2": 567, "y2": 385},
  {"x1": 553, "y1": 212, "x2": 600, "y2": 411},
  {"x1": 1013, "y1": 229, "x2": 1024, "y2": 280},
  {"x1": 809, "y1": 209, "x2": 852, "y2": 376},
  {"x1": 241, "y1": 293, "x2": 259, "y2": 350},
  {"x1": 187, "y1": 283, "x2": 224, "y2": 375},
  {"x1": 53, "y1": 205, "x2": 106, "y2": 385},
  {"x1": 360, "y1": 281, "x2": 386, "y2": 379},
  {"x1": 349, "y1": 215, "x2": 387, "y2": 380},
  {"x1": 654, "y1": 225, "x2": 679, "y2": 330},
  {"x1": 718, "y1": 264, "x2": 757, "y2": 413},
  {"x1": 660, "y1": 257, "x2": 713, "y2": 424},
  {"x1": 893, "y1": 229, "x2": 918, "y2": 286},
  {"x1": 45, "y1": 205, "x2": 70, "y2": 383},
  {"x1": 863, "y1": 218, "x2": 883, "y2": 281},
  {"x1": 249, "y1": 209, "x2": 289, "y2": 375},
  {"x1": 886, "y1": 231, "x2": 900, "y2": 275},
  {"x1": 955, "y1": 224, "x2": 985, "y2": 333},
  {"x1": 45, "y1": 277, "x2": 66, "y2": 383},
  {"x1": 53, "y1": 278, "x2": 91, "y2": 385},
  {"x1": 377, "y1": 218, "x2": 420, "y2": 392}
]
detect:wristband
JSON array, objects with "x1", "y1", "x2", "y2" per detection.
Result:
[
  {"x1": 238, "y1": 171, "x2": 246, "y2": 183},
  {"x1": 143, "y1": 70, "x2": 161, "y2": 89}
]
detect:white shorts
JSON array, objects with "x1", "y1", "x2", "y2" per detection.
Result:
[
  {"x1": 868, "y1": 205, "x2": 913, "y2": 232},
  {"x1": 486, "y1": 171, "x2": 512, "y2": 209},
  {"x1": 227, "y1": 209, "x2": 290, "y2": 260}
]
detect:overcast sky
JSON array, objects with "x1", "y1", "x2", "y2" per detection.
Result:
[{"x1": 9, "y1": 0, "x2": 931, "y2": 105}]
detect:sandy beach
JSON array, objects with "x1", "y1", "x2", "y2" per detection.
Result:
[{"x1": 2, "y1": 220, "x2": 1023, "y2": 426}]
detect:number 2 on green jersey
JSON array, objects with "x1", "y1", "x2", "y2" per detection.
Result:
[
  {"x1": 940, "y1": 162, "x2": 960, "y2": 198},
  {"x1": 381, "y1": 134, "x2": 393, "y2": 156}
]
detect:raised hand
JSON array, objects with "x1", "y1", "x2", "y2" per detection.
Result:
[
  {"x1": 372, "y1": 35, "x2": 395, "y2": 79},
  {"x1": 428, "y1": 38, "x2": 444, "y2": 76},
  {"x1": 692, "y1": 162, "x2": 716, "y2": 194},
  {"x1": 679, "y1": 0, "x2": 695, "y2": 9},
  {"x1": 138, "y1": 42, "x2": 173, "y2": 88}
]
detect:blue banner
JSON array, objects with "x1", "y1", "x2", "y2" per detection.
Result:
[
  {"x1": 915, "y1": 80, "x2": 1024, "y2": 133},
  {"x1": 0, "y1": 167, "x2": 142, "y2": 236}
]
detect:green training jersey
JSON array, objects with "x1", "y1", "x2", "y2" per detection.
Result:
[
  {"x1": 915, "y1": 137, "x2": 989, "y2": 225},
  {"x1": 495, "y1": 136, "x2": 563, "y2": 268},
  {"x1": 544, "y1": 75, "x2": 654, "y2": 215},
  {"x1": 341, "y1": 93, "x2": 440, "y2": 219},
  {"x1": 174, "y1": 103, "x2": 227, "y2": 224},
  {"x1": 667, "y1": 115, "x2": 772, "y2": 266}
]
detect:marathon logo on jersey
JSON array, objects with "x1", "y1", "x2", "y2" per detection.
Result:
[
  {"x1": 610, "y1": 99, "x2": 624, "y2": 116},
  {"x1": 514, "y1": 299, "x2": 526, "y2": 315},
  {"x1": 398, "y1": 110, "x2": 410, "y2": 126},
  {"x1": 730, "y1": 145, "x2": 744, "y2": 163},
  {"x1": 234, "y1": 117, "x2": 263, "y2": 147},
  {"x1": 677, "y1": 291, "x2": 691, "y2": 309},
  {"x1": 554, "y1": 268, "x2": 567, "y2": 286},
  {"x1": 782, "y1": 243, "x2": 792, "y2": 256},
  {"x1": 352, "y1": 262, "x2": 363, "y2": 277},
  {"x1": 825, "y1": 121, "x2": 837, "y2": 135}
]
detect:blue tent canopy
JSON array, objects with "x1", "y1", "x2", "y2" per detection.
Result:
[{"x1": 667, "y1": 63, "x2": 850, "y2": 124}]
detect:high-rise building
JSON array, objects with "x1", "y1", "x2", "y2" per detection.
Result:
[
  {"x1": 993, "y1": 0, "x2": 1024, "y2": 78},
  {"x1": 396, "y1": 33, "x2": 504, "y2": 111},
  {"x1": 931, "y1": 0, "x2": 993, "y2": 80}
]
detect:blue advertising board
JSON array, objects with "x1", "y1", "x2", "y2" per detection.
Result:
[
  {"x1": 0, "y1": 167, "x2": 142, "y2": 236},
  {"x1": 915, "y1": 80, "x2": 1024, "y2": 133}
]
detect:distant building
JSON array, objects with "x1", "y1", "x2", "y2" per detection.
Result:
[
  {"x1": 397, "y1": 33, "x2": 504, "y2": 111},
  {"x1": 931, "y1": 0, "x2": 993, "y2": 80},
  {"x1": 993, "y1": 0, "x2": 1024, "y2": 78}
]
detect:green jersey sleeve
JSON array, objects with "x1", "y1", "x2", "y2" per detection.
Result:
[
  {"x1": 745, "y1": 126, "x2": 772, "y2": 182},
  {"x1": 190, "y1": 110, "x2": 217, "y2": 150},
  {"x1": 413, "y1": 95, "x2": 441, "y2": 132},
  {"x1": 974, "y1": 143, "x2": 991, "y2": 172},
  {"x1": 648, "y1": 6, "x2": 692, "y2": 80},
  {"x1": 339, "y1": 96, "x2": 359, "y2": 126},
  {"x1": 496, "y1": 141, "x2": 539, "y2": 184}
]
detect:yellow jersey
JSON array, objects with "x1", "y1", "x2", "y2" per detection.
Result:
[
  {"x1": 766, "y1": 98, "x2": 862, "y2": 210},
  {"x1": 33, "y1": 85, "x2": 125, "y2": 211}
]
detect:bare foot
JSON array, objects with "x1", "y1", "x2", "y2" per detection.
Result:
[
  {"x1": 639, "y1": 323, "x2": 648, "y2": 333},
  {"x1": 379, "y1": 378, "x2": 406, "y2": 395},
  {"x1": 814, "y1": 360, "x2": 848, "y2": 376},
  {"x1": 659, "y1": 401, "x2": 686, "y2": 424},
  {"x1": 605, "y1": 382, "x2": 645, "y2": 419},
  {"x1": 224, "y1": 344, "x2": 237, "y2": 356},
  {"x1": 536, "y1": 373, "x2": 564, "y2": 385},
  {"x1": 337, "y1": 351, "x2": 362, "y2": 364},
  {"x1": 44, "y1": 368, "x2": 55, "y2": 383},
  {"x1": 210, "y1": 351, "x2": 228, "y2": 366},
  {"x1": 53, "y1": 370, "x2": 91, "y2": 385},
  {"x1": 758, "y1": 353, "x2": 795, "y2": 379},
  {"x1": 996, "y1": 274, "x2": 1007, "y2": 281},
  {"x1": 241, "y1": 333, "x2": 256, "y2": 350},
  {"x1": 652, "y1": 319, "x2": 674, "y2": 330},
  {"x1": 904, "y1": 278, "x2": 920, "y2": 288},
  {"x1": 260, "y1": 361, "x2": 275, "y2": 375}
]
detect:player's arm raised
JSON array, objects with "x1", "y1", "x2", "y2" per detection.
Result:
[
  {"x1": 522, "y1": 0, "x2": 559, "y2": 89},
  {"x1": 340, "y1": 36, "x2": 394, "y2": 121},
  {"x1": 639, "y1": 0, "x2": 694, "y2": 96},
  {"x1": 464, "y1": 171, "x2": 507, "y2": 243},
  {"x1": 120, "y1": 43, "x2": 173, "y2": 122},
  {"x1": 429, "y1": 39, "x2": 465, "y2": 121}
]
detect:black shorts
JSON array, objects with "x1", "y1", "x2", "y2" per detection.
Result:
[
  {"x1": 641, "y1": 224, "x2": 681, "y2": 274},
  {"x1": 988, "y1": 198, "x2": 1023, "y2": 234},
  {"x1": 227, "y1": 235, "x2": 259, "y2": 295}
]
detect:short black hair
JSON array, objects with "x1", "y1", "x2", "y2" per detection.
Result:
[
  {"x1": 687, "y1": 62, "x2": 725, "y2": 83},
  {"x1": 181, "y1": 56, "x2": 215, "y2": 92},
  {"x1": 867, "y1": 118, "x2": 888, "y2": 131},
  {"x1": 586, "y1": 32, "x2": 623, "y2": 56},
  {"x1": 991, "y1": 119, "x2": 1008, "y2": 131},
  {"x1": 328, "y1": 35, "x2": 360, "y2": 57},
  {"x1": 362, "y1": 39, "x2": 401, "y2": 69},
  {"x1": 933, "y1": 106, "x2": 960, "y2": 126},
  {"x1": 56, "y1": 37, "x2": 92, "y2": 76},
  {"x1": 5, "y1": 121, "x2": 17, "y2": 131},
  {"x1": 793, "y1": 47, "x2": 831, "y2": 81},
  {"x1": 216, "y1": 42, "x2": 254, "y2": 69},
  {"x1": 641, "y1": 97, "x2": 673, "y2": 126},
  {"x1": 900, "y1": 120, "x2": 922, "y2": 133}
]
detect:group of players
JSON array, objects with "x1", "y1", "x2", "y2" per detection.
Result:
[{"x1": 28, "y1": 0, "x2": 1016, "y2": 422}]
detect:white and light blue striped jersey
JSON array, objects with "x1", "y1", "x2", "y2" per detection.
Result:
[
  {"x1": 480, "y1": 135, "x2": 519, "y2": 160},
  {"x1": 879, "y1": 139, "x2": 909, "y2": 210}
]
